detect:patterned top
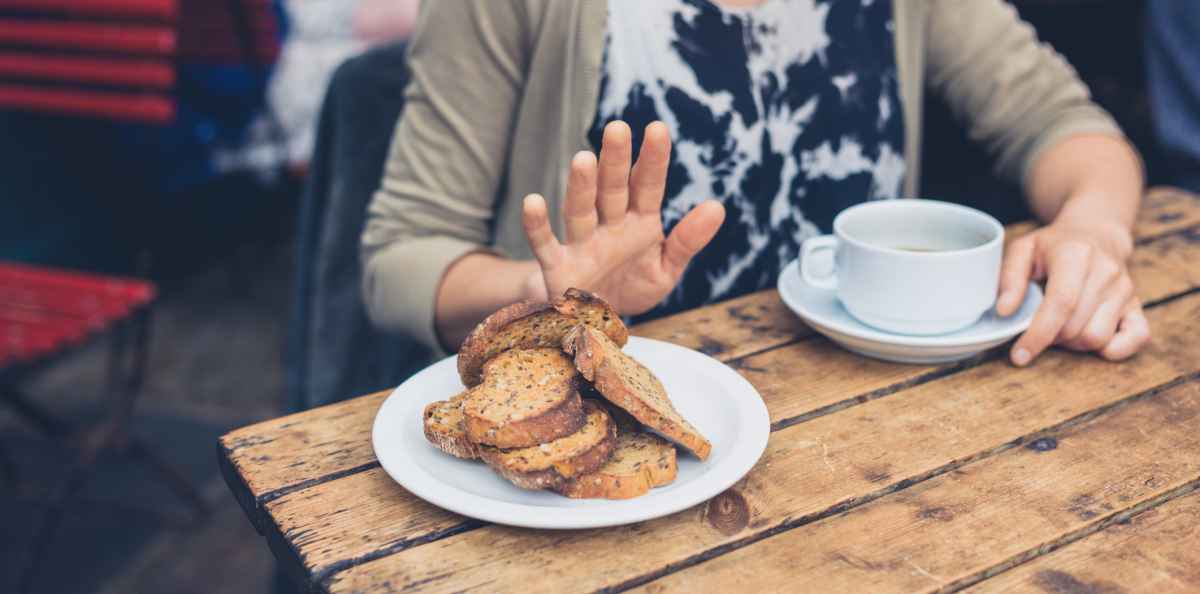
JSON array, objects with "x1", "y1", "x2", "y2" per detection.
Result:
[{"x1": 589, "y1": 0, "x2": 906, "y2": 318}]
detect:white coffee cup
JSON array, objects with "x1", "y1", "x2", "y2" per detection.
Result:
[{"x1": 800, "y1": 199, "x2": 1005, "y2": 335}]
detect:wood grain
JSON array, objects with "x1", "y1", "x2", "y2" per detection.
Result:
[
  {"x1": 265, "y1": 227, "x2": 1200, "y2": 584},
  {"x1": 963, "y1": 490, "x2": 1200, "y2": 594},
  {"x1": 321, "y1": 295, "x2": 1200, "y2": 593},
  {"x1": 632, "y1": 289, "x2": 810, "y2": 361},
  {"x1": 632, "y1": 380, "x2": 1200, "y2": 594},
  {"x1": 264, "y1": 468, "x2": 472, "y2": 582},
  {"x1": 1137, "y1": 187, "x2": 1200, "y2": 240},
  {"x1": 221, "y1": 198, "x2": 1200, "y2": 510},
  {"x1": 219, "y1": 188, "x2": 1200, "y2": 592},
  {"x1": 219, "y1": 391, "x2": 389, "y2": 512}
]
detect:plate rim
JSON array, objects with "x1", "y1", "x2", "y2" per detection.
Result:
[
  {"x1": 371, "y1": 336, "x2": 771, "y2": 530},
  {"x1": 777, "y1": 259, "x2": 1041, "y2": 348}
]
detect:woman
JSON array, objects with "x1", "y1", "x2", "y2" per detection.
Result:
[{"x1": 361, "y1": 0, "x2": 1149, "y2": 367}]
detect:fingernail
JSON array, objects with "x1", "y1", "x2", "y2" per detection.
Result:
[{"x1": 1013, "y1": 348, "x2": 1031, "y2": 367}]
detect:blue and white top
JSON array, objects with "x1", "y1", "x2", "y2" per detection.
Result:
[{"x1": 589, "y1": 0, "x2": 907, "y2": 318}]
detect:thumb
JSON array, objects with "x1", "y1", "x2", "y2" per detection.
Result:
[{"x1": 661, "y1": 200, "x2": 725, "y2": 279}]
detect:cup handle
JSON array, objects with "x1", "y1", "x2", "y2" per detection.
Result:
[{"x1": 800, "y1": 235, "x2": 839, "y2": 290}]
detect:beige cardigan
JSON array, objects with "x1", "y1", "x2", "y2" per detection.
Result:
[{"x1": 362, "y1": 0, "x2": 1126, "y2": 352}]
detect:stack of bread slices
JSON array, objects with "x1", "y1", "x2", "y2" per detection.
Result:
[{"x1": 422, "y1": 289, "x2": 711, "y2": 499}]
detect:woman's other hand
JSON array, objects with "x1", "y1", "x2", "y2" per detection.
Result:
[
  {"x1": 997, "y1": 221, "x2": 1150, "y2": 366},
  {"x1": 521, "y1": 121, "x2": 726, "y2": 314}
]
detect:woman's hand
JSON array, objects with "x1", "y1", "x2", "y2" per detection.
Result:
[
  {"x1": 521, "y1": 121, "x2": 726, "y2": 314},
  {"x1": 997, "y1": 221, "x2": 1150, "y2": 366}
]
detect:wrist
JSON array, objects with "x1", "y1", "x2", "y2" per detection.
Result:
[
  {"x1": 1048, "y1": 215, "x2": 1134, "y2": 260},
  {"x1": 519, "y1": 262, "x2": 549, "y2": 302}
]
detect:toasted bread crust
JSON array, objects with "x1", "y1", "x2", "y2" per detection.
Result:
[
  {"x1": 422, "y1": 394, "x2": 478, "y2": 459},
  {"x1": 555, "y1": 432, "x2": 677, "y2": 499},
  {"x1": 556, "y1": 288, "x2": 629, "y2": 345},
  {"x1": 478, "y1": 401, "x2": 617, "y2": 490},
  {"x1": 565, "y1": 326, "x2": 713, "y2": 461},
  {"x1": 457, "y1": 299, "x2": 555, "y2": 386},
  {"x1": 423, "y1": 422, "x2": 480, "y2": 459},
  {"x1": 456, "y1": 288, "x2": 627, "y2": 387}
]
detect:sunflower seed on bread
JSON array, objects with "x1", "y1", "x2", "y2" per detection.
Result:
[
  {"x1": 457, "y1": 288, "x2": 628, "y2": 387},
  {"x1": 563, "y1": 325, "x2": 712, "y2": 460},
  {"x1": 462, "y1": 348, "x2": 585, "y2": 449},
  {"x1": 422, "y1": 392, "x2": 478, "y2": 459},
  {"x1": 478, "y1": 400, "x2": 617, "y2": 490}
]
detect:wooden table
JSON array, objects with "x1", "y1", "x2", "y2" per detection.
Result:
[{"x1": 221, "y1": 187, "x2": 1200, "y2": 593}]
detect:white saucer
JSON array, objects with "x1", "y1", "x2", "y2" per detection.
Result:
[{"x1": 777, "y1": 259, "x2": 1042, "y2": 364}]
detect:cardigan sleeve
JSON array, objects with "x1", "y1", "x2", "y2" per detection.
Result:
[
  {"x1": 924, "y1": 0, "x2": 1133, "y2": 187},
  {"x1": 360, "y1": 0, "x2": 532, "y2": 353}
]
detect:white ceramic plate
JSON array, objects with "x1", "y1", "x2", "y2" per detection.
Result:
[
  {"x1": 778, "y1": 259, "x2": 1043, "y2": 364},
  {"x1": 372, "y1": 337, "x2": 770, "y2": 530}
]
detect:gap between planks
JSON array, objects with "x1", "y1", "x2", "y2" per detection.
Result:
[
  {"x1": 292, "y1": 271, "x2": 1200, "y2": 588},
  {"x1": 623, "y1": 378, "x2": 1200, "y2": 594},
  {"x1": 599, "y1": 371, "x2": 1200, "y2": 594},
  {"x1": 316, "y1": 288, "x2": 1200, "y2": 594},
  {"x1": 937, "y1": 481, "x2": 1200, "y2": 594},
  {"x1": 243, "y1": 230, "x2": 1200, "y2": 511},
  {"x1": 225, "y1": 202, "x2": 1200, "y2": 588},
  {"x1": 959, "y1": 487, "x2": 1200, "y2": 594}
]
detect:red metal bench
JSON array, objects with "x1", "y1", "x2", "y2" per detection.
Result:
[
  {"x1": 0, "y1": 0, "x2": 279, "y2": 123},
  {"x1": 0, "y1": 261, "x2": 209, "y2": 594}
]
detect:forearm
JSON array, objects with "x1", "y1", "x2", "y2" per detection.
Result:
[
  {"x1": 1025, "y1": 134, "x2": 1143, "y2": 237},
  {"x1": 434, "y1": 253, "x2": 542, "y2": 351}
]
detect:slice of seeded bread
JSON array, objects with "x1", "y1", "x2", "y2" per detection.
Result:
[
  {"x1": 457, "y1": 288, "x2": 628, "y2": 387},
  {"x1": 563, "y1": 325, "x2": 713, "y2": 460},
  {"x1": 462, "y1": 348, "x2": 584, "y2": 449},
  {"x1": 422, "y1": 392, "x2": 478, "y2": 459},
  {"x1": 555, "y1": 431, "x2": 677, "y2": 499},
  {"x1": 589, "y1": 393, "x2": 642, "y2": 434},
  {"x1": 478, "y1": 400, "x2": 617, "y2": 490}
]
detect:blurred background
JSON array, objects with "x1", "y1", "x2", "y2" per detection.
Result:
[{"x1": 0, "y1": 0, "x2": 1191, "y2": 593}]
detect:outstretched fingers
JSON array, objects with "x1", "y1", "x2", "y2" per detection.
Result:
[
  {"x1": 661, "y1": 200, "x2": 726, "y2": 280},
  {"x1": 630, "y1": 121, "x2": 672, "y2": 216},
  {"x1": 564, "y1": 151, "x2": 599, "y2": 243},
  {"x1": 522, "y1": 194, "x2": 564, "y2": 272},
  {"x1": 597, "y1": 121, "x2": 632, "y2": 225}
]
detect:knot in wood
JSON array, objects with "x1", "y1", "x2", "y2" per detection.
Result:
[
  {"x1": 706, "y1": 489, "x2": 749, "y2": 536},
  {"x1": 1026, "y1": 437, "x2": 1058, "y2": 452}
]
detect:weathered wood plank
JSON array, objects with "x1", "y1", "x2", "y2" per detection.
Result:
[
  {"x1": 221, "y1": 189, "x2": 1200, "y2": 590},
  {"x1": 219, "y1": 391, "x2": 390, "y2": 508},
  {"x1": 964, "y1": 490, "x2": 1200, "y2": 594},
  {"x1": 629, "y1": 380, "x2": 1200, "y2": 594},
  {"x1": 1138, "y1": 186, "x2": 1200, "y2": 240},
  {"x1": 264, "y1": 468, "x2": 473, "y2": 582},
  {"x1": 632, "y1": 290, "x2": 810, "y2": 361},
  {"x1": 265, "y1": 225, "x2": 1200, "y2": 585},
  {"x1": 258, "y1": 226, "x2": 1200, "y2": 587},
  {"x1": 321, "y1": 295, "x2": 1200, "y2": 593},
  {"x1": 1130, "y1": 229, "x2": 1200, "y2": 306}
]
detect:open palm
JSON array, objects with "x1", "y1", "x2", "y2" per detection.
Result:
[{"x1": 522, "y1": 121, "x2": 726, "y2": 315}]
